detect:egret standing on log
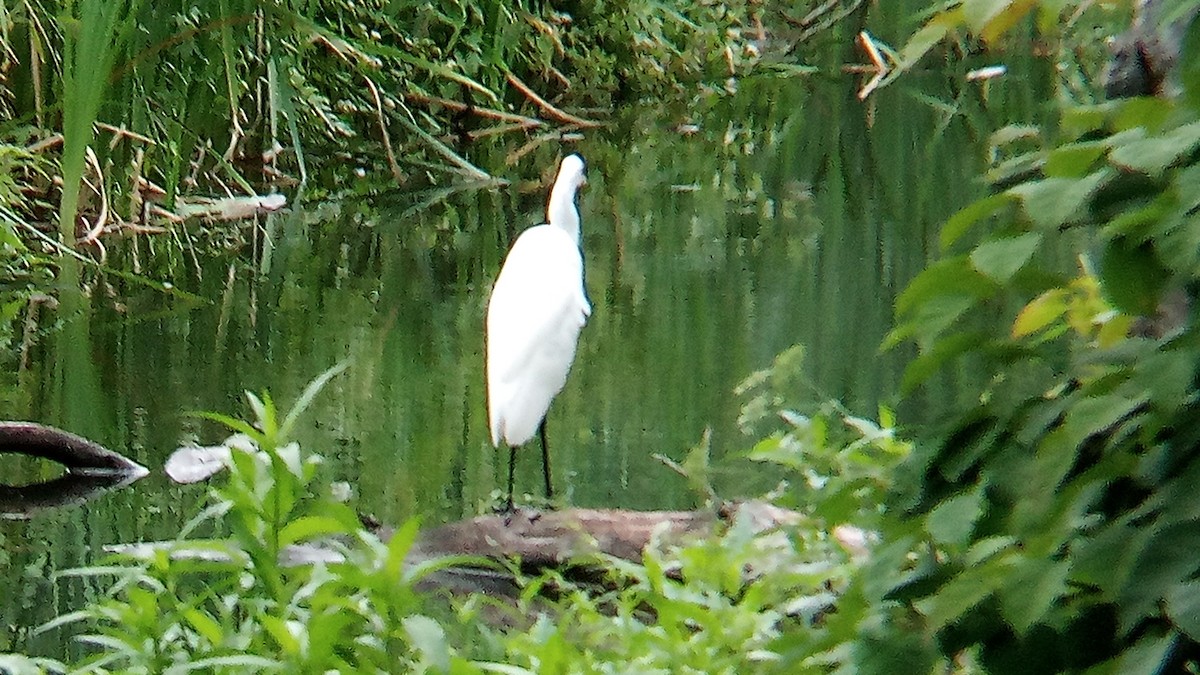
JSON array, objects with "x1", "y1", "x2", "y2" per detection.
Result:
[{"x1": 486, "y1": 154, "x2": 590, "y2": 512}]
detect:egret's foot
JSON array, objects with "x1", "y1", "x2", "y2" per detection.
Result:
[{"x1": 492, "y1": 498, "x2": 518, "y2": 525}]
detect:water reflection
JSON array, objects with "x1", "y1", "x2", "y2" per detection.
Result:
[
  {"x1": 2, "y1": 74, "x2": 1036, "y2": 655},
  {"x1": 0, "y1": 473, "x2": 146, "y2": 520}
]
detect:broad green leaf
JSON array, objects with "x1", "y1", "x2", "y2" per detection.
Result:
[
  {"x1": 278, "y1": 515, "x2": 351, "y2": 547},
  {"x1": 970, "y1": 232, "x2": 1042, "y2": 282},
  {"x1": 989, "y1": 124, "x2": 1040, "y2": 148},
  {"x1": 851, "y1": 613, "x2": 937, "y2": 675},
  {"x1": 896, "y1": 256, "x2": 996, "y2": 316},
  {"x1": 1060, "y1": 393, "x2": 1147, "y2": 454},
  {"x1": 987, "y1": 152, "x2": 1045, "y2": 187},
  {"x1": 926, "y1": 485, "x2": 984, "y2": 546},
  {"x1": 1113, "y1": 98, "x2": 1175, "y2": 133},
  {"x1": 1044, "y1": 141, "x2": 1108, "y2": 178},
  {"x1": 1091, "y1": 634, "x2": 1174, "y2": 675},
  {"x1": 997, "y1": 557, "x2": 1069, "y2": 635},
  {"x1": 1007, "y1": 170, "x2": 1113, "y2": 230},
  {"x1": 979, "y1": 0, "x2": 1037, "y2": 43},
  {"x1": 1099, "y1": 237, "x2": 1168, "y2": 315},
  {"x1": 181, "y1": 608, "x2": 224, "y2": 645},
  {"x1": 1012, "y1": 289, "x2": 1069, "y2": 337},
  {"x1": 1073, "y1": 521, "x2": 1147, "y2": 595},
  {"x1": 965, "y1": 536, "x2": 1017, "y2": 566},
  {"x1": 891, "y1": 294, "x2": 977, "y2": 349},
  {"x1": 387, "y1": 518, "x2": 423, "y2": 581},
  {"x1": 913, "y1": 553, "x2": 1015, "y2": 631},
  {"x1": 940, "y1": 192, "x2": 1015, "y2": 250},
  {"x1": 963, "y1": 0, "x2": 1011, "y2": 34},
  {"x1": 1060, "y1": 105, "x2": 1109, "y2": 140},
  {"x1": 1174, "y1": 162, "x2": 1200, "y2": 211},
  {"x1": 899, "y1": 8, "x2": 961, "y2": 68},
  {"x1": 1118, "y1": 520, "x2": 1200, "y2": 633},
  {"x1": 898, "y1": 331, "x2": 988, "y2": 392},
  {"x1": 1109, "y1": 122, "x2": 1200, "y2": 177},
  {"x1": 1183, "y1": 14, "x2": 1200, "y2": 115},
  {"x1": 1167, "y1": 580, "x2": 1200, "y2": 641}
]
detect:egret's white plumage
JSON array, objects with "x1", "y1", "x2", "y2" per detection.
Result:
[{"x1": 486, "y1": 154, "x2": 590, "y2": 502}]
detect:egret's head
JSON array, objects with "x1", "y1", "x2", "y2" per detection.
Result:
[{"x1": 556, "y1": 154, "x2": 588, "y2": 194}]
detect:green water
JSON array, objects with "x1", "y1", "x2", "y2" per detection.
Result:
[{"x1": 1, "y1": 68, "x2": 1046, "y2": 655}]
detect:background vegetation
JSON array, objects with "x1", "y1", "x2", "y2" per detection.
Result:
[{"x1": 8, "y1": 0, "x2": 1200, "y2": 672}]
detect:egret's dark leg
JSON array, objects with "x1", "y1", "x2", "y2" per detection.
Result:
[
  {"x1": 506, "y1": 444, "x2": 517, "y2": 512},
  {"x1": 539, "y1": 419, "x2": 553, "y2": 500}
]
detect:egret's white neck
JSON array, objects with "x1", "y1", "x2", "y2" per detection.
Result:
[{"x1": 547, "y1": 180, "x2": 581, "y2": 245}]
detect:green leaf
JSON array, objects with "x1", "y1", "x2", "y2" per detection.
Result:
[
  {"x1": 886, "y1": 294, "x2": 977, "y2": 350},
  {"x1": 1074, "y1": 521, "x2": 1147, "y2": 596},
  {"x1": 1088, "y1": 634, "x2": 1174, "y2": 675},
  {"x1": 851, "y1": 612, "x2": 937, "y2": 675},
  {"x1": 1012, "y1": 289, "x2": 1069, "y2": 338},
  {"x1": 278, "y1": 515, "x2": 351, "y2": 547},
  {"x1": 1109, "y1": 122, "x2": 1200, "y2": 177},
  {"x1": 1118, "y1": 520, "x2": 1200, "y2": 632},
  {"x1": 189, "y1": 411, "x2": 262, "y2": 440},
  {"x1": 1098, "y1": 237, "x2": 1168, "y2": 315},
  {"x1": 926, "y1": 485, "x2": 984, "y2": 546},
  {"x1": 997, "y1": 556, "x2": 1069, "y2": 635},
  {"x1": 261, "y1": 615, "x2": 301, "y2": 655},
  {"x1": 914, "y1": 553, "x2": 1014, "y2": 632},
  {"x1": 1060, "y1": 393, "x2": 1147, "y2": 453},
  {"x1": 965, "y1": 536, "x2": 1018, "y2": 566},
  {"x1": 962, "y1": 0, "x2": 1012, "y2": 34},
  {"x1": 970, "y1": 232, "x2": 1042, "y2": 282},
  {"x1": 899, "y1": 9, "x2": 961, "y2": 68},
  {"x1": 940, "y1": 192, "x2": 1015, "y2": 251},
  {"x1": 1044, "y1": 141, "x2": 1108, "y2": 177},
  {"x1": 978, "y1": 0, "x2": 1037, "y2": 43},
  {"x1": 388, "y1": 518, "x2": 422, "y2": 581},
  {"x1": 1167, "y1": 580, "x2": 1200, "y2": 641},
  {"x1": 1007, "y1": 170, "x2": 1113, "y2": 230},
  {"x1": 1112, "y1": 98, "x2": 1175, "y2": 133},
  {"x1": 181, "y1": 607, "x2": 225, "y2": 645},
  {"x1": 1183, "y1": 13, "x2": 1200, "y2": 115},
  {"x1": 895, "y1": 256, "x2": 996, "y2": 316},
  {"x1": 278, "y1": 360, "x2": 351, "y2": 442}
]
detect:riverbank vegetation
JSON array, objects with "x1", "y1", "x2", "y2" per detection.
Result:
[{"x1": 7, "y1": 0, "x2": 1200, "y2": 672}]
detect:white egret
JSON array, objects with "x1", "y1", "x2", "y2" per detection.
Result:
[{"x1": 486, "y1": 154, "x2": 590, "y2": 511}]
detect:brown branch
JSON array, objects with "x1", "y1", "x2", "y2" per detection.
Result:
[
  {"x1": 364, "y1": 76, "x2": 403, "y2": 182},
  {"x1": 504, "y1": 70, "x2": 602, "y2": 128},
  {"x1": 404, "y1": 92, "x2": 543, "y2": 128}
]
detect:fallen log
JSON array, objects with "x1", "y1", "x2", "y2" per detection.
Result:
[
  {"x1": 410, "y1": 500, "x2": 804, "y2": 569},
  {"x1": 0, "y1": 422, "x2": 149, "y2": 476}
]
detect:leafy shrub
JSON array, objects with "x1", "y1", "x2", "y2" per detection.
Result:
[
  {"x1": 838, "y1": 12, "x2": 1200, "y2": 674},
  {"x1": 42, "y1": 367, "x2": 476, "y2": 673}
]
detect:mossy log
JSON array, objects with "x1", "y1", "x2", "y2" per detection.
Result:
[{"x1": 409, "y1": 500, "x2": 803, "y2": 568}]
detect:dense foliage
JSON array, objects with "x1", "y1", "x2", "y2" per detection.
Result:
[
  {"x1": 9, "y1": 0, "x2": 1200, "y2": 673},
  {"x1": 0, "y1": 0, "x2": 795, "y2": 225},
  {"x1": 843, "y1": 1, "x2": 1200, "y2": 671},
  {"x1": 0, "y1": 362, "x2": 902, "y2": 673}
]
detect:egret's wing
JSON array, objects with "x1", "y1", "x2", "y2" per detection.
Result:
[{"x1": 486, "y1": 226, "x2": 589, "y2": 446}]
